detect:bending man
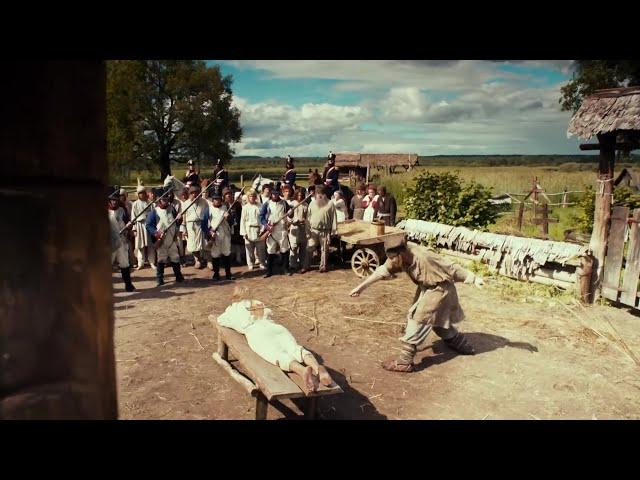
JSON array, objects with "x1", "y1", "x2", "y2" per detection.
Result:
[{"x1": 350, "y1": 240, "x2": 484, "y2": 372}]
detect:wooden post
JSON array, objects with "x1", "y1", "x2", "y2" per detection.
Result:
[
  {"x1": 305, "y1": 396, "x2": 319, "y2": 420},
  {"x1": 589, "y1": 132, "x2": 617, "y2": 302},
  {"x1": 576, "y1": 254, "x2": 595, "y2": 304},
  {"x1": 255, "y1": 393, "x2": 269, "y2": 420},
  {"x1": 517, "y1": 202, "x2": 524, "y2": 231},
  {"x1": 532, "y1": 176, "x2": 538, "y2": 218},
  {"x1": 0, "y1": 61, "x2": 117, "y2": 419},
  {"x1": 562, "y1": 188, "x2": 568, "y2": 208},
  {"x1": 366, "y1": 163, "x2": 370, "y2": 184},
  {"x1": 217, "y1": 335, "x2": 229, "y2": 361},
  {"x1": 541, "y1": 203, "x2": 549, "y2": 237}
]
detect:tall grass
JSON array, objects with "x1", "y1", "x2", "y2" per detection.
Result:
[
  {"x1": 371, "y1": 165, "x2": 596, "y2": 240},
  {"x1": 378, "y1": 165, "x2": 594, "y2": 204}
]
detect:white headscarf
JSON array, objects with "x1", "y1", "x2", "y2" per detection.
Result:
[{"x1": 216, "y1": 300, "x2": 274, "y2": 334}]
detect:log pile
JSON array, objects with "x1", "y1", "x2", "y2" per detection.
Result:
[{"x1": 398, "y1": 219, "x2": 591, "y2": 291}]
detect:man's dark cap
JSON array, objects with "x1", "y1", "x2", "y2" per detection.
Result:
[{"x1": 108, "y1": 186, "x2": 120, "y2": 200}]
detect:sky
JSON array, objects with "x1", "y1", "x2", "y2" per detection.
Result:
[{"x1": 207, "y1": 60, "x2": 587, "y2": 157}]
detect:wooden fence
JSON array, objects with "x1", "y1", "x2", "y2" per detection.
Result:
[{"x1": 601, "y1": 206, "x2": 640, "y2": 310}]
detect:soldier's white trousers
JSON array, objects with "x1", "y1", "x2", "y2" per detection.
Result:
[
  {"x1": 211, "y1": 234, "x2": 231, "y2": 258},
  {"x1": 266, "y1": 228, "x2": 290, "y2": 254},
  {"x1": 156, "y1": 238, "x2": 180, "y2": 264},
  {"x1": 112, "y1": 243, "x2": 130, "y2": 269}
]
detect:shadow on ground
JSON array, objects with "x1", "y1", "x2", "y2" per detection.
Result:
[{"x1": 415, "y1": 332, "x2": 538, "y2": 372}]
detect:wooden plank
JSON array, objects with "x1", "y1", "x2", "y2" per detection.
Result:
[
  {"x1": 620, "y1": 209, "x2": 640, "y2": 308},
  {"x1": 602, "y1": 206, "x2": 629, "y2": 302},
  {"x1": 286, "y1": 372, "x2": 343, "y2": 397},
  {"x1": 217, "y1": 326, "x2": 304, "y2": 401},
  {"x1": 580, "y1": 142, "x2": 639, "y2": 151},
  {"x1": 337, "y1": 220, "x2": 405, "y2": 246},
  {"x1": 212, "y1": 352, "x2": 258, "y2": 396}
]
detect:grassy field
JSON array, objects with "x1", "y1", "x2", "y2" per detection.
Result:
[{"x1": 374, "y1": 165, "x2": 596, "y2": 241}]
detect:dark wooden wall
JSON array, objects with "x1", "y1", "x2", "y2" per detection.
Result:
[{"x1": 0, "y1": 62, "x2": 117, "y2": 419}]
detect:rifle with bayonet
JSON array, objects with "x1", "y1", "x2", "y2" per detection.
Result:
[
  {"x1": 120, "y1": 187, "x2": 173, "y2": 235},
  {"x1": 259, "y1": 192, "x2": 314, "y2": 242},
  {"x1": 157, "y1": 173, "x2": 257, "y2": 246},
  {"x1": 206, "y1": 184, "x2": 251, "y2": 242}
]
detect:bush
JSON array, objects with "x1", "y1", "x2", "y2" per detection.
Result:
[
  {"x1": 403, "y1": 170, "x2": 498, "y2": 229},
  {"x1": 574, "y1": 185, "x2": 640, "y2": 233}
]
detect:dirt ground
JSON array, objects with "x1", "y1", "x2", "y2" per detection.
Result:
[{"x1": 114, "y1": 256, "x2": 640, "y2": 420}]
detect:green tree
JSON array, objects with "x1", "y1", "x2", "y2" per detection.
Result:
[
  {"x1": 559, "y1": 60, "x2": 640, "y2": 112},
  {"x1": 403, "y1": 171, "x2": 498, "y2": 229},
  {"x1": 107, "y1": 60, "x2": 242, "y2": 181}
]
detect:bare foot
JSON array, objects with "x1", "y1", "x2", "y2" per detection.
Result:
[
  {"x1": 303, "y1": 366, "x2": 319, "y2": 392},
  {"x1": 317, "y1": 365, "x2": 334, "y2": 387}
]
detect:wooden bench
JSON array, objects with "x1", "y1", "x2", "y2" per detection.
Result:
[{"x1": 212, "y1": 325, "x2": 343, "y2": 420}]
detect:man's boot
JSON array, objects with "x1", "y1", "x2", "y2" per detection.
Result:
[
  {"x1": 172, "y1": 262, "x2": 185, "y2": 283},
  {"x1": 121, "y1": 267, "x2": 136, "y2": 292},
  {"x1": 381, "y1": 343, "x2": 416, "y2": 373},
  {"x1": 156, "y1": 262, "x2": 165, "y2": 287},
  {"x1": 282, "y1": 252, "x2": 293, "y2": 276},
  {"x1": 223, "y1": 255, "x2": 235, "y2": 280},
  {"x1": 264, "y1": 254, "x2": 276, "y2": 278},
  {"x1": 211, "y1": 257, "x2": 221, "y2": 281}
]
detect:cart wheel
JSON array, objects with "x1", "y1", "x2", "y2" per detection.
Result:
[{"x1": 351, "y1": 248, "x2": 380, "y2": 278}]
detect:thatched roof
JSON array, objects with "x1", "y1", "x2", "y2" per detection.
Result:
[
  {"x1": 567, "y1": 86, "x2": 640, "y2": 140},
  {"x1": 335, "y1": 152, "x2": 419, "y2": 168}
]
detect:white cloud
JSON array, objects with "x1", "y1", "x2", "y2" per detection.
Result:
[
  {"x1": 226, "y1": 61, "x2": 580, "y2": 156},
  {"x1": 379, "y1": 87, "x2": 430, "y2": 121},
  {"x1": 232, "y1": 96, "x2": 372, "y2": 155},
  {"x1": 226, "y1": 60, "x2": 508, "y2": 93}
]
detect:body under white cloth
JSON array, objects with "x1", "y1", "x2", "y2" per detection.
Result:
[{"x1": 217, "y1": 300, "x2": 310, "y2": 372}]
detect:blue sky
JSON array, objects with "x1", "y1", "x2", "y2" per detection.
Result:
[{"x1": 207, "y1": 60, "x2": 587, "y2": 157}]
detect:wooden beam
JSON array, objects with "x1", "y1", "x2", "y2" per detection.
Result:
[
  {"x1": 580, "y1": 142, "x2": 639, "y2": 151},
  {"x1": 589, "y1": 132, "x2": 617, "y2": 302},
  {"x1": 0, "y1": 62, "x2": 116, "y2": 419},
  {"x1": 211, "y1": 353, "x2": 258, "y2": 397}
]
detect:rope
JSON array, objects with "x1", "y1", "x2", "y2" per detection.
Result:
[{"x1": 597, "y1": 176, "x2": 614, "y2": 195}]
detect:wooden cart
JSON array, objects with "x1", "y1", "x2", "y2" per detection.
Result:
[{"x1": 336, "y1": 220, "x2": 406, "y2": 278}]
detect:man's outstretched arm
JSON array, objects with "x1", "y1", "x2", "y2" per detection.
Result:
[{"x1": 349, "y1": 263, "x2": 393, "y2": 297}]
